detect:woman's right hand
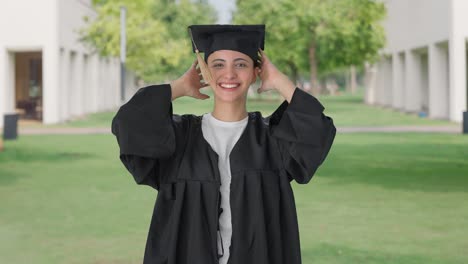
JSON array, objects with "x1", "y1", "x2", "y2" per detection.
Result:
[{"x1": 170, "y1": 60, "x2": 210, "y2": 101}]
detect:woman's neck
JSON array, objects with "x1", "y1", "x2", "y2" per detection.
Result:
[{"x1": 212, "y1": 100, "x2": 248, "y2": 122}]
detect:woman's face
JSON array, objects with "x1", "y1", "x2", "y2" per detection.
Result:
[{"x1": 207, "y1": 50, "x2": 259, "y2": 104}]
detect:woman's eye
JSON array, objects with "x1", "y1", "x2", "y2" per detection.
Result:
[
  {"x1": 235, "y1": 63, "x2": 248, "y2": 68},
  {"x1": 212, "y1": 63, "x2": 224, "y2": 68}
]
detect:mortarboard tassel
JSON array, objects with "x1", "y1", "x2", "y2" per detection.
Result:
[
  {"x1": 188, "y1": 28, "x2": 213, "y2": 86},
  {"x1": 195, "y1": 50, "x2": 213, "y2": 85}
]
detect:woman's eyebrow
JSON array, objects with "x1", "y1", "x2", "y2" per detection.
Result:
[
  {"x1": 210, "y1": 59, "x2": 225, "y2": 63},
  {"x1": 234, "y1": 58, "x2": 249, "y2": 62},
  {"x1": 210, "y1": 58, "x2": 250, "y2": 63}
]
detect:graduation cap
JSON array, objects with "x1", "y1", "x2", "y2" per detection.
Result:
[{"x1": 188, "y1": 24, "x2": 265, "y2": 85}]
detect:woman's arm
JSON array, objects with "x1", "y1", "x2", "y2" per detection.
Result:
[
  {"x1": 112, "y1": 84, "x2": 175, "y2": 190},
  {"x1": 170, "y1": 60, "x2": 210, "y2": 101},
  {"x1": 259, "y1": 50, "x2": 336, "y2": 184},
  {"x1": 268, "y1": 88, "x2": 336, "y2": 184},
  {"x1": 112, "y1": 61, "x2": 209, "y2": 190},
  {"x1": 257, "y1": 50, "x2": 296, "y2": 103}
]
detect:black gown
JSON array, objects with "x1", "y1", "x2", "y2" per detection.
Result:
[{"x1": 111, "y1": 84, "x2": 336, "y2": 264}]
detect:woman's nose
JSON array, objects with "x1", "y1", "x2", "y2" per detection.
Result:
[{"x1": 223, "y1": 66, "x2": 237, "y2": 79}]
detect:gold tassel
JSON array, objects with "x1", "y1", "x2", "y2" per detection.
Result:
[
  {"x1": 195, "y1": 49, "x2": 213, "y2": 85},
  {"x1": 188, "y1": 28, "x2": 213, "y2": 85}
]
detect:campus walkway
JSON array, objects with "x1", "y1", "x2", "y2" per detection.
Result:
[{"x1": 18, "y1": 125, "x2": 462, "y2": 135}]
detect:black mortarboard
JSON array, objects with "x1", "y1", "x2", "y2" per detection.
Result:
[{"x1": 188, "y1": 24, "x2": 265, "y2": 65}]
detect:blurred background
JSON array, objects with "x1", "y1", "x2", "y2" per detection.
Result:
[{"x1": 0, "y1": 0, "x2": 467, "y2": 263}]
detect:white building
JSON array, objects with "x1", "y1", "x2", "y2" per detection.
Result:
[
  {"x1": 366, "y1": 0, "x2": 468, "y2": 122},
  {"x1": 0, "y1": 0, "x2": 135, "y2": 126}
]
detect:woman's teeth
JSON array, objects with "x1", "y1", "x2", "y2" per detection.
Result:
[{"x1": 219, "y1": 83, "x2": 239, "y2": 89}]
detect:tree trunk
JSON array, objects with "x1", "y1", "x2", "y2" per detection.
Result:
[
  {"x1": 350, "y1": 65, "x2": 357, "y2": 94},
  {"x1": 345, "y1": 68, "x2": 351, "y2": 93},
  {"x1": 309, "y1": 40, "x2": 320, "y2": 96},
  {"x1": 288, "y1": 61, "x2": 298, "y2": 86},
  {"x1": 326, "y1": 77, "x2": 338, "y2": 96}
]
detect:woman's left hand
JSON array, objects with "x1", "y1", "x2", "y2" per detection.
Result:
[{"x1": 257, "y1": 50, "x2": 296, "y2": 102}]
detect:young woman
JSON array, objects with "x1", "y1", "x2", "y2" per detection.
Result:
[{"x1": 112, "y1": 25, "x2": 336, "y2": 264}]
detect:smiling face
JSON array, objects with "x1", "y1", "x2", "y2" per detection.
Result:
[{"x1": 207, "y1": 50, "x2": 259, "y2": 105}]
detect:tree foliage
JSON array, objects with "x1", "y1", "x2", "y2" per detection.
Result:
[
  {"x1": 233, "y1": 0, "x2": 309, "y2": 83},
  {"x1": 234, "y1": 0, "x2": 386, "y2": 94},
  {"x1": 81, "y1": 0, "x2": 216, "y2": 81}
]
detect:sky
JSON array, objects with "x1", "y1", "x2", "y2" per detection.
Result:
[{"x1": 207, "y1": 0, "x2": 236, "y2": 24}]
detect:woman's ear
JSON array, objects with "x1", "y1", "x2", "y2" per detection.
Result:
[{"x1": 252, "y1": 66, "x2": 261, "y2": 84}]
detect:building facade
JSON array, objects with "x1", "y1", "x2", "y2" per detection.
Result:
[
  {"x1": 0, "y1": 0, "x2": 135, "y2": 126},
  {"x1": 366, "y1": 0, "x2": 468, "y2": 122}
]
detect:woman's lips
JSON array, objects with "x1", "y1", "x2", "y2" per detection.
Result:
[{"x1": 218, "y1": 83, "x2": 240, "y2": 90}]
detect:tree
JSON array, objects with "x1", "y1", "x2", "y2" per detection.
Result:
[
  {"x1": 150, "y1": 0, "x2": 217, "y2": 78},
  {"x1": 234, "y1": 0, "x2": 309, "y2": 86},
  {"x1": 81, "y1": 0, "x2": 216, "y2": 81},
  {"x1": 234, "y1": 0, "x2": 386, "y2": 95}
]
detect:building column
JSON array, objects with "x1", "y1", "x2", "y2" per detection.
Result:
[
  {"x1": 100, "y1": 58, "x2": 107, "y2": 111},
  {"x1": 113, "y1": 58, "x2": 121, "y2": 107},
  {"x1": 449, "y1": 0, "x2": 468, "y2": 122},
  {"x1": 82, "y1": 54, "x2": 90, "y2": 114},
  {"x1": 420, "y1": 52, "x2": 430, "y2": 113},
  {"x1": 0, "y1": 49, "x2": 14, "y2": 127},
  {"x1": 382, "y1": 56, "x2": 393, "y2": 107},
  {"x1": 88, "y1": 54, "x2": 99, "y2": 113},
  {"x1": 429, "y1": 43, "x2": 450, "y2": 119},
  {"x1": 375, "y1": 59, "x2": 385, "y2": 105},
  {"x1": 0, "y1": 49, "x2": 4, "y2": 127},
  {"x1": 104, "y1": 58, "x2": 111, "y2": 110},
  {"x1": 59, "y1": 48, "x2": 68, "y2": 122},
  {"x1": 448, "y1": 37, "x2": 467, "y2": 122},
  {"x1": 392, "y1": 52, "x2": 405, "y2": 110},
  {"x1": 404, "y1": 50, "x2": 421, "y2": 112},
  {"x1": 125, "y1": 67, "x2": 136, "y2": 102},
  {"x1": 69, "y1": 51, "x2": 78, "y2": 117},
  {"x1": 75, "y1": 52, "x2": 84, "y2": 116},
  {"x1": 42, "y1": 0, "x2": 60, "y2": 125},
  {"x1": 108, "y1": 59, "x2": 115, "y2": 108},
  {"x1": 43, "y1": 46, "x2": 60, "y2": 124},
  {"x1": 101, "y1": 57, "x2": 107, "y2": 111},
  {"x1": 364, "y1": 62, "x2": 378, "y2": 105}
]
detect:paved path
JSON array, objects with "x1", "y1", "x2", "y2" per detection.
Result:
[
  {"x1": 338, "y1": 125, "x2": 461, "y2": 134},
  {"x1": 17, "y1": 125, "x2": 462, "y2": 135},
  {"x1": 19, "y1": 127, "x2": 111, "y2": 135}
]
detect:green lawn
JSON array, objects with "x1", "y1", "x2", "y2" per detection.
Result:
[
  {"x1": 1, "y1": 133, "x2": 467, "y2": 263},
  {"x1": 318, "y1": 93, "x2": 456, "y2": 126},
  {"x1": 34, "y1": 89, "x2": 457, "y2": 128}
]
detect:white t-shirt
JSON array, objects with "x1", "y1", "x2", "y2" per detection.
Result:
[{"x1": 201, "y1": 112, "x2": 249, "y2": 264}]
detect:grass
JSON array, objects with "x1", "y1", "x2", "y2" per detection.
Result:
[
  {"x1": 22, "y1": 89, "x2": 457, "y2": 129},
  {"x1": 1, "y1": 133, "x2": 467, "y2": 263},
  {"x1": 318, "y1": 93, "x2": 456, "y2": 126}
]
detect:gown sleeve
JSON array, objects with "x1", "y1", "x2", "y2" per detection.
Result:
[
  {"x1": 111, "y1": 84, "x2": 176, "y2": 190},
  {"x1": 269, "y1": 88, "x2": 336, "y2": 184}
]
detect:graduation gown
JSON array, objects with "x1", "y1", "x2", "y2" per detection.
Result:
[{"x1": 111, "y1": 84, "x2": 336, "y2": 264}]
